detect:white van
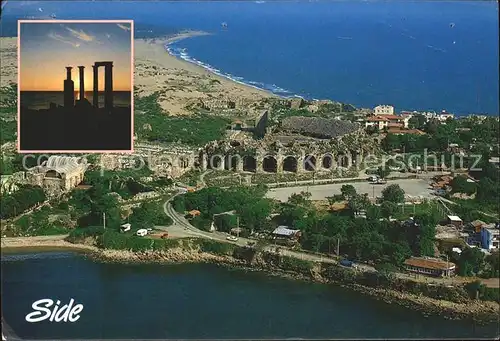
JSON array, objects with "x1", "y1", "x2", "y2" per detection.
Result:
[{"x1": 136, "y1": 229, "x2": 148, "y2": 237}]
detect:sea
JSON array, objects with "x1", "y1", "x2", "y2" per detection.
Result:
[
  {"x1": 1, "y1": 251, "x2": 499, "y2": 339},
  {"x1": 20, "y1": 91, "x2": 131, "y2": 110},
  {"x1": 2, "y1": 0, "x2": 499, "y2": 115}
]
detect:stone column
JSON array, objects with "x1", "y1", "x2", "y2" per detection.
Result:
[
  {"x1": 63, "y1": 67, "x2": 74, "y2": 108},
  {"x1": 256, "y1": 154, "x2": 265, "y2": 173},
  {"x1": 104, "y1": 63, "x2": 113, "y2": 112},
  {"x1": 297, "y1": 156, "x2": 305, "y2": 173},
  {"x1": 236, "y1": 158, "x2": 244, "y2": 172},
  {"x1": 78, "y1": 66, "x2": 85, "y2": 101},
  {"x1": 276, "y1": 154, "x2": 284, "y2": 173},
  {"x1": 218, "y1": 155, "x2": 225, "y2": 171},
  {"x1": 93, "y1": 65, "x2": 99, "y2": 108},
  {"x1": 201, "y1": 154, "x2": 208, "y2": 171}
]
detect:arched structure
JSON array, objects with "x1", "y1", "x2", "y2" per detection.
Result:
[
  {"x1": 283, "y1": 156, "x2": 298, "y2": 173},
  {"x1": 262, "y1": 156, "x2": 278, "y2": 173},
  {"x1": 243, "y1": 156, "x2": 257, "y2": 172},
  {"x1": 304, "y1": 154, "x2": 316, "y2": 172}
]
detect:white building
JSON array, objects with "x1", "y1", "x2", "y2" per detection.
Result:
[
  {"x1": 437, "y1": 110, "x2": 454, "y2": 122},
  {"x1": 481, "y1": 227, "x2": 499, "y2": 251},
  {"x1": 374, "y1": 105, "x2": 395, "y2": 116}
]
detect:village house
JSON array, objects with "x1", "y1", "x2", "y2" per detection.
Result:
[
  {"x1": 447, "y1": 215, "x2": 463, "y2": 228},
  {"x1": 373, "y1": 105, "x2": 395, "y2": 116},
  {"x1": 404, "y1": 256, "x2": 456, "y2": 277},
  {"x1": 437, "y1": 110, "x2": 454, "y2": 122},
  {"x1": 480, "y1": 226, "x2": 500, "y2": 251},
  {"x1": 364, "y1": 115, "x2": 389, "y2": 130},
  {"x1": 271, "y1": 226, "x2": 301, "y2": 245}
]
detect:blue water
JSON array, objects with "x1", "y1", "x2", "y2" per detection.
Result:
[
  {"x1": 2, "y1": 251, "x2": 498, "y2": 339},
  {"x1": 3, "y1": 1, "x2": 499, "y2": 115}
]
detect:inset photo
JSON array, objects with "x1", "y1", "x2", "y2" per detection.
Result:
[{"x1": 18, "y1": 20, "x2": 134, "y2": 153}]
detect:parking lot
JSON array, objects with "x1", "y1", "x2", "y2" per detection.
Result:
[{"x1": 266, "y1": 178, "x2": 434, "y2": 202}]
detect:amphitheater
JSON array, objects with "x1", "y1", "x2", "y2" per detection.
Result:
[{"x1": 199, "y1": 114, "x2": 377, "y2": 174}]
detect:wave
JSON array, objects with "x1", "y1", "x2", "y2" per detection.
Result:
[{"x1": 165, "y1": 43, "x2": 294, "y2": 97}]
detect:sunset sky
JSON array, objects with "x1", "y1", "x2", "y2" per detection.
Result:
[{"x1": 20, "y1": 21, "x2": 132, "y2": 91}]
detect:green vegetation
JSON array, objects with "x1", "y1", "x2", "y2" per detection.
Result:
[
  {"x1": 129, "y1": 201, "x2": 173, "y2": 229},
  {"x1": 0, "y1": 185, "x2": 46, "y2": 219},
  {"x1": 134, "y1": 92, "x2": 229, "y2": 146},
  {"x1": 0, "y1": 84, "x2": 17, "y2": 144},
  {"x1": 11, "y1": 206, "x2": 68, "y2": 236},
  {"x1": 383, "y1": 115, "x2": 499, "y2": 154},
  {"x1": 173, "y1": 185, "x2": 273, "y2": 232},
  {"x1": 464, "y1": 280, "x2": 500, "y2": 302},
  {"x1": 277, "y1": 187, "x2": 445, "y2": 267},
  {"x1": 83, "y1": 168, "x2": 154, "y2": 200}
]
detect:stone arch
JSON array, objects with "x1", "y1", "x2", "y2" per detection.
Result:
[
  {"x1": 263, "y1": 156, "x2": 278, "y2": 173},
  {"x1": 337, "y1": 153, "x2": 351, "y2": 168},
  {"x1": 282, "y1": 156, "x2": 298, "y2": 173},
  {"x1": 304, "y1": 154, "x2": 316, "y2": 172},
  {"x1": 351, "y1": 150, "x2": 359, "y2": 166},
  {"x1": 210, "y1": 155, "x2": 223, "y2": 170},
  {"x1": 322, "y1": 153, "x2": 334, "y2": 169},
  {"x1": 224, "y1": 154, "x2": 238, "y2": 171},
  {"x1": 243, "y1": 155, "x2": 256, "y2": 172}
]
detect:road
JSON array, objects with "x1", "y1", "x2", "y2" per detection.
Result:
[{"x1": 266, "y1": 178, "x2": 434, "y2": 202}]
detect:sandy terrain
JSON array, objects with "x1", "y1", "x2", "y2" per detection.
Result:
[
  {"x1": 0, "y1": 37, "x2": 16, "y2": 87},
  {"x1": 134, "y1": 31, "x2": 277, "y2": 116},
  {"x1": 1, "y1": 31, "x2": 276, "y2": 116}
]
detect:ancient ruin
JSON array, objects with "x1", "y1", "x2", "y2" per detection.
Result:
[{"x1": 199, "y1": 112, "x2": 377, "y2": 174}]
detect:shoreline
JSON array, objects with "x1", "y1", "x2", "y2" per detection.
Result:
[
  {"x1": 146, "y1": 30, "x2": 284, "y2": 99},
  {"x1": 2, "y1": 239, "x2": 498, "y2": 325}
]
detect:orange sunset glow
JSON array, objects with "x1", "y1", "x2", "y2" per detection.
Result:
[{"x1": 20, "y1": 21, "x2": 132, "y2": 91}]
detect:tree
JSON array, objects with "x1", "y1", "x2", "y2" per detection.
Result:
[
  {"x1": 380, "y1": 201, "x2": 398, "y2": 218},
  {"x1": 366, "y1": 205, "x2": 382, "y2": 220},
  {"x1": 376, "y1": 166, "x2": 391, "y2": 179},
  {"x1": 450, "y1": 175, "x2": 476, "y2": 195},
  {"x1": 381, "y1": 184, "x2": 405, "y2": 203},
  {"x1": 348, "y1": 194, "x2": 370, "y2": 215},
  {"x1": 341, "y1": 184, "x2": 357, "y2": 199},
  {"x1": 458, "y1": 247, "x2": 485, "y2": 276}
]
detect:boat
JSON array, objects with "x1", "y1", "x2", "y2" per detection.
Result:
[{"x1": 221, "y1": 22, "x2": 228, "y2": 28}]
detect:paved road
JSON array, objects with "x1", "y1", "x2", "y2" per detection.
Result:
[{"x1": 266, "y1": 178, "x2": 434, "y2": 202}]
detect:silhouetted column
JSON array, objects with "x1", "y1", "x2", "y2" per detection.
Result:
[
  {"x1": 92, "y1": 65, "x2": 99, "y2": 108},
  {"x1": 64, "y1": 66, "x2": 74, "y2": 108},
  {"x1": 104, "y1": 63, "x2": 113, "y2": 112},
  {"x1": 78, "y1": 66, "x2": 85, "y2": 101}
]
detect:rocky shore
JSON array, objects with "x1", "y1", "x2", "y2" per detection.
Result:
[
  {"x1": 85, "y1": 246, "x2": 499, "y2": 325},
  {"x1": 2, "y1": 237, "x2": 498, "y2": 324}
]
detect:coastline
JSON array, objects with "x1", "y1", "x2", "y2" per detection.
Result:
[
  {"x1": 161, "y1": 30, "x2": 289, "y2": 98},
  {"x1": 2, "y1": 238, "x2": 498, "y2": 325}
]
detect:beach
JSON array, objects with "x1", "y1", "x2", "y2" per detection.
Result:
[
  {"x1": 1, "y1": 31, "x2": 276, "y2": 117},
  {"x1": 134, "y1": 30, "x2": 277, "y2": 116}
]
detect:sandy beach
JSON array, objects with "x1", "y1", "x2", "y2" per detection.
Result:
[
  {"x1": 134, "y1": 30, "x2": 277, "y2": 116},
  {"x1": 1, "y1": 30, "x2": 276, "y2": 117}
]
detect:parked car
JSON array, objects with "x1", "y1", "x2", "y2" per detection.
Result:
[
  {"x1": 339, "y1": 259, "x2": 354, "y2": 267},
  {"x1": 136, "y1": 229, "x2": 148, "y2": 237},
  {"x1": 226, "y1": 236, "x2": 238, "y2": 242},
  {"x1": 247, "y1": 241, "x2": 256, "y2": 246},
  {"x1": 161, "y1": 232, "x2": 169, "y2": 239}
]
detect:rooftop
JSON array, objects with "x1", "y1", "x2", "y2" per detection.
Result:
[
  {"x1": 272, "y1": 226, "x2": 300, "y2": 236},
  {"x1": 404, "y1": 257, "x2": 456, "y2": 270},
  {"x1": 447, "y1": 215, "x2": 462, "y2": 222}
]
